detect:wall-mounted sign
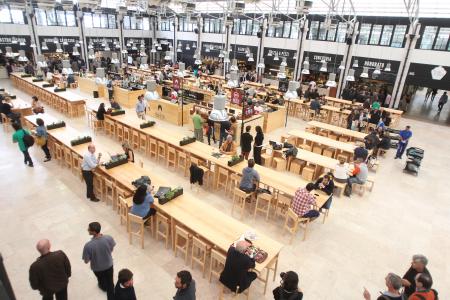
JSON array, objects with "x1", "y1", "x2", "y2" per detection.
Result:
[
  {"x1": 264, "y1": 48, "x2": 297, "y2": 68},
  {"x1": 406, "y1": 63, "x2": 450, "y2": 90},
  {"x1": 201, "y1": 42, "x2": 225, "y2": 57},
  {"x1": 173, "y1": 76, "x2": 182, "y2": 91},
  {"x1": 157, "y1": 39, "x2": 173, "y2": 52},
  {"x1": 39, "y1": 36, "x2": 80, "y2": 53},
  {"x1": 229, "y1": 44, "x2": 257, "y2": 65},
  {"x1": 124, "y1": 37, "x2": 152, "y2": 49},
  {"x1": 0, "y1": 35, "x2": 31, "y2": 53},
  {"x1": 278, "y1": 79, "x2": 289, "y2": 92},
  {"x1": 350, "y1": 56, "x2": 400, "y2": 84},
  {"x1": 86, "y1": 37, "x2": 121, "y2": 51},
  {"x1": 230, "y1": 88, "x2": 244, "y2": 105},
  {"x1": 303, "y1": 51, "x2": 344, "y2": 73}
]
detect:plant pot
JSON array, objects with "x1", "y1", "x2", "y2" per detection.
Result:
[
  {"x1": 46, "y1": 121, "x2": 66, "y2": 130},
  {"x1": 110, "y1": 110, "x2": 125, "y2": 116},
  {"x1": 32, "y1": 79, "x2": 44, "y2": 82},
  {"x1": 158, "y1": 188, "x2": 183, "y2": 205},
  {"x1": 70, "y1": 136, "x2": 92, "y2": 147},
  {"x1": 140, "y1": 121, "x2": 156, "y2": 129},
  {"x1": 179, "y1": 137, "x2": 196, "y2": 146},
  {"x1": 9, "y1": 95, "x2": 16, "y2": 99},
  {"x1": 228, "y1": 156, "x2": 244, "y2": 167},
  {"x1": 43, "y1": 83, "x2": 54, "y2": 88},
  {"x1": 104, "y1": 157, "x2": 128, "y2": 169},
  {"x1": 21, "y1": 74, "x2": 32, "y2": 78},
  {"x1": 54, "y1": 88, "x2": 66, "y2": 92}
]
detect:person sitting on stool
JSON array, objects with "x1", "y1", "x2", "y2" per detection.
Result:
[
  {"x1": 239, "y1": 159, "x2": 260, "y2": 193},
  {"x1": 291, "y1": 183, "x2": 319, "y2": 220}
]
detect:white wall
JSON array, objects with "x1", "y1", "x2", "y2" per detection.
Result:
[
  {"x1": 409, "y1": 49, "x2": 450, "y2": 66},
  {"x1": 0, "y1": 24, "x2": 29, "y2": 35}
]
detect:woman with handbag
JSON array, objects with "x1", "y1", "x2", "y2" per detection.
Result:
[{"x1": 35, "y1": 118, "x2": 51, "y2": 162}]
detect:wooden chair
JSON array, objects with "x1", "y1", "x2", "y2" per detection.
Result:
[
  {"x1": 232, "y1": 188, "x2": 252, "y2": 220},
  {"x1": 301, "y1": 165, "x2": 315, "y2": 181},
  {"x1": 338, "y1": 136, "x2": 350, "y2": 142},
  {"x1": 63, "y1": 148, "x2": 72, "y2": 169},
  {"x1": 254, "y1": 192, "x2": 272, "y2": 220},
  {"x1": 156, "y1": 212, "x2": 170, "y2": 249},
  {"x1": 323, "y1": 148, "x2": 336, "y2": 158},
  {"x1": 209, "y1": 248, "x2": 226, "y2": 283},
  {"x1": 191, "y1": 236, "x2": 211, "y2": 278},
  {"x1": 289, "y1": 159, "x2": 306, "y2": 175},
  {"x1": 177, "y1": 151, "x2": 188, "y2": 177},
  {"x1": 174, "y1": 225, "x2": 191, "y2": 264},
  {"x1": 167, "y1": 146, "x2": 177, "y2": 169},
  {"x1": 132, "y1": 130, "x2": 139, "y2": 150},
  {"x1": 103, "y1": 178, "x2": 114, "y2": 206},
  {"x1": 123, "y1": 127, "x2": 130, "y2": 143},
  {"x1": 139, "y1": 134, "x2": 147, "y2": 153},
  {"x1": 157, "y1": 141, "x2": 167, "y2": 162},
  {"x1": 229, "y1": 173, "x2": 241, "y2": 196},
  {"x1": 274, "y1": 193, "x2": 292, "y2": 221},
  {"x1": 218, "y1": 284, "x2": 250, "y2": 300},
  {"x1": 128, "y1": 213, "x2": 151, "y2": 249},
  {"x1": 271, "y1": 157, "x2": 286, "y2": 171},
  {"x1": 284, "y1": 208, "x2": 310, "y2": 243},
  {"x1": 217, "y1": 167, "x2": 229, "y2": 192},
  {"x1": 312, "y1": 144, "x2": 324, "y2": 155},
  {"x1": 148, "y1": 138, "x2": 158, "y2": 159},
  {"x1": 118, "y1": 196, "x2": 129, "y2": 230},
  {"x1": 116, "y1": 124, "x2": 124, "y2": 142},
  {"x1": 71, "y1": 155, "x2": 83, "y2": 181}
]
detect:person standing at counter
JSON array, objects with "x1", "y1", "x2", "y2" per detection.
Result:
[
  {"x1": 240, "y1": 126, "x2": 253, "y2": 160},
  {"x1": 81, "y1": 144, "x2": 102, "y2": 202},
  {"x1": 219, "y1": 119, "x2": 231, "y2": 148},
  {"x1": 107, "y1": 75, "x2": 114, "y2": 100},
  {"x1": 135, "y1": 95, "x2": 146, "y2": 120},
  {"x1": 253, "y1": 126, "x2": 264, "y2": 165},
  {"x1": 192, "y1": 109, "x2": 204, "y2": 142},
  {"x1": 206, "y1": 112, "x2": 216, "y2": 145}
]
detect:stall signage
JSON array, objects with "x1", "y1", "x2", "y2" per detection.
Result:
[
  {"x1": 0, "y1": 35, "x2": 31, "y2": 52},
  {"x1": 264, "y1": 48, "x2": 297, "y2": 68},
  {"x1": 38, "y1": 36, "x2": 79, "y2": 53},
  {"x1": 201, "y1": 42, "x2": 225, "y2": 56},
  {"x1": 350, "y1": 56, "x2": 400, "y2": 74},
  {"x1": 124, "y1": 37, "x2": 151, "y2": 47},
  {"x1": 229, "y1": 44, "x2": 257, "y2": 64},
  {"x1": 173, "y1": 76, "x2": 182, "y2": 91},
  {"x1": 243, "y1": 104, "x2": 254, "y2": 119},
  {"x1": 230, "y1": 88, "x2": 244, "y2": 105}
]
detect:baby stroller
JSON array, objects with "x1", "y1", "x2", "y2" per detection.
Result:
[{"x1": 403, "y1": 147, "x2": 424, "y2": 176}]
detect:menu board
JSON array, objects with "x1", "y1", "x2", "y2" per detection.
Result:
[{"x1": 230, "y1": 88, "x2": 244, "y2": 105}]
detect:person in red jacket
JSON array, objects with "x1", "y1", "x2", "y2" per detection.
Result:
[{"x1": 408, "y1": 273, "x2": 438, "y2": 300}]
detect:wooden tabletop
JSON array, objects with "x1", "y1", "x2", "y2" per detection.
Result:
[
  {"x1": 325, "y1": 96, "x2": 362, "y2": 106},
  {"x1": 288, "y1": 129, "x2": 356, "y2": 153},
  {"x1": 11, "y1": 98, "x2": 31, "y2": 109},
  {"x1": 308, "y1": 121, "x2": 367, "y2": 140}
]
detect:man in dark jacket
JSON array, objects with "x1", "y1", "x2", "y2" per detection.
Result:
[
  {"x1": 219, "y1": 240, "x2": 257, "y2": 294},
  {"x1": 173, "y1": 270, "x2": 196, "y2": 300},
  {"x1": 240, "y1": 126, "x2": 253, "y2": 160},
  {"x1": 29, "y1": 239, "x2": 71, "y2": 300}
]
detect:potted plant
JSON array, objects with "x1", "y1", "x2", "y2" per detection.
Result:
[
  {"x1": 43, "y1": 83, "x2": 54, "y2": 88},
  {"x1": 228, "y1": 155, "x2": 244, "y2": 167},
  {"x1": 158, "y1": 187, "x2": 183, "y2": 205},
  {"x1": 54, "y1": 87, "x2": 66, "y2": 92},
  {"x1": 46, "y1": 121, "x2": 66, "y2": 130},
  {"x1": 179, "y1": 136, "x2": 196, "y2": 146},
  {"x1": 140, "y1": 121, "x2": 156, "y2": 129},
  {"x1": 32, "y1": 78, "x2": 44, "y2": 82},
  {"x1": 103, "y1": 154, "x2": 128, "y2": 169},
  {"x1": 21, "y1": 74, "x2": 32, "y2": 78},
  {"x1": 70, "y1": 136, "x2": 92, "y2": 147},
  {"x1": 110, "y1": 110, "x2": 125, "y2": 116}
]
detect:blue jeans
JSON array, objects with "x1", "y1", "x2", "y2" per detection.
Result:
[
  {"x1": 302, "y1": 210, "x2": 320, "y2": 219},
  {"x1": 345, "y1": 176, "x2": 364, "y2": 196},
  {"x1": 396, "y1": 141, "x2": 408, "y2": 158}
]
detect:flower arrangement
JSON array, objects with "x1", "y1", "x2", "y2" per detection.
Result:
[
  {"x1": 46, "y1": 121, "x2": 66, "y2": 130},
  {"x1": 70, "y1": 136, "x2": 92, "y2": 146}
]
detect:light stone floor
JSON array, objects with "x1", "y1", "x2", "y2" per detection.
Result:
[{"x1": 1, "y1": 79, "x2": 449, "y2": 300}]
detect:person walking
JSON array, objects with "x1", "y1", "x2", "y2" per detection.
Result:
[
  {"x1": 12, "y1": 122, "x2": 34, "y2": 167},
  {"x1": 135, "y1": 95, "x2": 146, "y2": 120},
  {"x1": 191, "y1": 108, "x2": 204, "y2": 142},
  {"x1": 424, "y1": 87, "x2": 432, "y2": 102},
  {"x1": 81, "y1": 144, "x2": 102, "y2": 202},
  {"x1": 395, "y1": 126, "x2": 412, "y2": 159},
  {"x1": 437, "y1": 91, "x2": 448, "y2": 113},
  {"x1": 29, "y1": 239, "x2": 71, "y2": 300},
  {"x1": 82, "y1": 222, "x2": 116, "y2": 300},
  {"x1": 173, "y1": 270, "x2": 196, "y2": 300},
  {"x1": 430, "y1": 88, "x2": 438, "y2": 102},
  {"x1": 35, "y1": 118, "x2": 51, "y2": 162},
  {"x1": 253, "y1": 126, "x2": 264, "y2": 165}
]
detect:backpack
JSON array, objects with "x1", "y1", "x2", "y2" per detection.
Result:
[
  {"x1": 22, "y1": 130, "x2": 35, "y2": 148},
  {"x1": 278, "y1": 288, "x2": 300, "y2": 300}
]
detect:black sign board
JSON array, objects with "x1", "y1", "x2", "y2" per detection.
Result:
[
  {"x1": 176, "y1": 40, "x2": 196, "y2": 66},
  {"x1": 157, "y1": 39, "x2": 173, "y2": 52},
  {"x1": 303, "y1": 51, "x2": 344, "y2": 73},
  {"x1": 86, "y1": 37, "x2": 121, "y2": 51},
  {"x1": 229, "y1": 44, "x2": 257, "y2": 65},
  {"x1": 350, "y1": 56, "x2": 400, "y2": 84},
  {"x1": 406, "y1": 63, "x2": 450, "y2": 90},
  {"x1": 183, "y1": 89, "x2": 204, "y2": 102},
  {"x1": 264, "y1": 48, "x2": 297, "y2": 68},
  {"x1": 39, "y1": 36, "x2": 80, "y2": 53},
  {"x1": 0, "y1": 35, "x2": 31, "y2": 53},
  {"x1": 278, "y1": 79, "x2": 289, "y2": 92},
  {"x1": 124, "y1": 37, "x2": 152, "y2": 49},
  {"x1": 201, "y1": 42, "x2": 225, "y2": 57}
]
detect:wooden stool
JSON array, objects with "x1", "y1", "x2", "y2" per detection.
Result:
[
  {"x1": 93, "y1": 119, "x2": 104, "y2": 134},
  {"x1": 301, "y1": 166, "x2": 315, "y2": 181},
  {"x1": 128, "y1": 213, "x2": 152, "y2": 249},
  {"x1": 105, "y1": 119, "x2": 115, "y2": 136},
  {"x1": 177, "y1": 152, "x2": 188, "y2": 177},
  {"x1": 271, "y1": 157, "x2": 286, "y2": 171},
  {"x1": 261, "y1": 150, "x2": 272, "y2": 167},
  {"x1": 148, "y1": 138, "x2": 158, "y2": 159},
  {"x1": 254, "y1": 192, "x2": 272, "y2": 220},
  {"x1": 93, "y1": 172, "x2": 103, "y2": 200},
  {"x1": 217, "y1": 167, "x2": 229, "y2": 192},
  {"x1": 338, "y1": 136, "x2": 350, "y2": 142},
  {"x1": 63, "y1": 148, "x2": 73, "y2": 169},
  {"x1": 139, "y1": 134, "x2": 147, "y2": 153},
  {"x1": 323, "y1": 148, "x2": 335, "y2": 158},
  {"x1": 71, "y1": 155, "x2": 83, "y2": 181},
  {"x1": 312, "y1": 144, "x2": 324, "y2": 155},
  {"x1": 114, "y1": 186, "x2": 129, "y2": 213},
  {"x1": 123, "y1": 127, "x2": 130, "y2": 143},
  {"x1": 229, "y1": 173, "x2": 241, "y2": 196},
  {"x1": 174, "y1": 225, "x2": 191, "y2": 264},
  {"x1": 337, "y1": 153, "x2": 351, "y2": 162},
  {"x1": 53, "y1": 143, "x2": 63, "y2": 164},
  {"x1": 232, "y1": 188, "x2": 252, "y2": 220},
  {"x1": 157, "y1": 141, "x2": 166, "y2": 162},
  {"x1": 103, "y1": 178, "x2": 114, "y2": 206},
  {"x1": 289, "y1": 159, "x2": 306, "y2": 174},
  {"x1": 1, "y1": 113, "x2": 10, "y2": 131},
  {"x1": 284, "y1": 208, "x2": 310, "y2": 243},
  {"x1": 218, "y1": 284, "x2": 250, "y2": 300},
  {"x1": 167, "y1": 146, "x2": 177, "y2": 169},
  {"x1": 366, "y1": 176, "x2": 375, "y2": 192},
  {"x1": 209, "y1": 249, "x2": 226, "y2": 283},
  {"x1": 300, "y1": 144, "x2": 312, "y2": 152},
  {"x1": 156, "y1": 212, "x2": 170, "y2": 249},
  {"x1": 275, "y1": 194, "x2": 292, "y2": 219},
  {"x1": 328, "y1": 133, "x2": 338, "y2": 140},
  {"x1": 116, "y1": 124, "x2": 124, "y2": 141},
  {"x1": 318, "y1": 130, "x2": 329, "y2": 137},
  {"x1": 118, "y1": 196, "x2": 129, "y2": 229},
  {"x1": 132, "y1": 130, "x2": 139, "y2": 150},
  {"x1": 353, "y1": 182, "x2": 366, "y2": 196},
  {"x1": 191, "y1": 236, "x2": 211, "y2": 278}
]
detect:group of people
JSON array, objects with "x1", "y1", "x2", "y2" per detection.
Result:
[{"x1": 28, "y1": 222, "x2": 196, "y2": 300}]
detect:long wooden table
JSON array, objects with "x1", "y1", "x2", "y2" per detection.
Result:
[
  {"x1": 10, "y1": 73, "x2": 86, "y2": 117},
  {"x1": 23, "y1": 113, "x2": 284, "y2": 295},
  {"x1": 308, "y1": 121, "x2": 367, "y2": 141},
  {"x1": 11, "y1": 98, "x2": 33, "y2": 124}
]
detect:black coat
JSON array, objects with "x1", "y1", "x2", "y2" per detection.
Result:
[
  {"x1": 219, "y1": 247, "x2": 256, "y2": 293},
  {"x1": 240, "y1": 132, "x2": 253, "y2": 152}
]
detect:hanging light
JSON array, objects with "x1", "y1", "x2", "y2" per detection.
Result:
[
  {"x1": 360, "y1": 67, "x2": 369, "y2": 78},
  {"x1": 41, "y1": 42, "x2": 48, "y2": 51},
  {"x1": 53, "y1": 38, "x2": 59, "y2": 44},
  {"x1": 121, "y1": 49, "x2": 128, "y2": 54},
  {"x1": 11, "y1": 37, "x2": 18, "y2": 44},
  {"x1": 72, "y1": 47, "x2": 80, "y2": 56},
  {"x1": 280, "y1": 57, "x2": 287, "y2": 67},
  {"x1": 192, "y1": 42, "x2": 197, "y2": 48},
  {"x1": 75, "y1": 42, "x2": 80, "y2": 47},
  {"x1": 19, "y1": 40, "x2": 26, "y2": 46},
  {"x1": 346, "y1": 69, "x2": 355, "y2": 81},
  {"x1": 274, "y1": 53, "x2": 279, "y2": 61},
  {"x1": 338, "y1": 61, "x2": 345, "y2": 70},
  {"x1": 228, "y1": 47, "x2": 233, "y2": 52},
  {"x1": 104, "y1": 43, "x2": 110, "y2": 51},
  {"x1": 257, "y1": 58, "x2": 265, "y2": 69},
  {"x1": 140, "y1": 40, "x2": 145, "y2": 48},
  {"x1": 111, "y1": 53, "x2": 120, "y2": 64},
  {"x1": 223, "y1": 51, "x2": 230, "y2": 63},
  {"x1": 30, "y1": 43, "x2": 36, "y2": 48},
  {"x1": 326, "y1": 73, "x2": 337, "y2": 87},
  {"x1": 157, "y1": 44, "x2": 162, "y2": 51},
  {"x1": 131, "y1": 44, "x2": 137, "y2": 51},
  {"x1": 140, "y1": 51, "x2": 147, "y2": 57},
  {"x1": 352, "y1": 59, "x2": 359, "y2": 67},
  {"x1": 185, "y1": 43, "x2": 190, "y2": 50},
  {"x1": 218, "y1": 51, "x2": 224, "y2": 58},
  {"x1": 320, "y1": 61, "x2": 328, "y2": 72},
  {"x1": 177, "y1": 47, "x2": 182, "y2": 53},
  {"x1": 384, "y1": 63, "x2": 391, "y2": 72},
  {"x1": 88, "y1": 49, "x2": 95, "y2": 60},
  {"x1": 373, "y1": 65, "x2": 381, "y2": 75},
  {"x1": 62, "y1": 41, "x2": 68, "y2": 46},
  {"x1": 230, "y1": 59, "x2": 238, "y2": 71},
  {"x1": 248, "y1": 53, "x2": 254, "y2": 62},
  {"x1": 56, "y1": 44, "x2": 63, "y2": 53},
  {"x1": 245, "y1": 48, "x2": 250, "y2": 57},
  {"x1": 277, "y1": 65, "x2": 286, "y2": 79},
  {"x1": 205, "y1": 47, "x2": 210, "y2": 53},
  {"x1": 267, "y1": 50, "x2": 272, "y2": 57},
  {"x1": 18, "y1": 50, "x2": 28, "y2": 62},
  {"x1": 301, "y1": 58, "x2": 310, "y2": 75},
  {"x1": 88, "y1": 43, "x2": 94, "y2": 50},
  {"x1": 431, "y1": 66, "x2": 447, "y2": 80},
  {"x1": 115, "y1": 44, "x2": 121, "y2": 49},
  {"x1": 151, "y1": 45, "x2": 157, "y2": 53}
]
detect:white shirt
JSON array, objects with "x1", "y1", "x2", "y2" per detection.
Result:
[
  {"x1": 81, "y1": 152, "x2": 98, "y2": 171},
  {"x1": 334, "y1": 162, "x2": 349, "y2": 180}
]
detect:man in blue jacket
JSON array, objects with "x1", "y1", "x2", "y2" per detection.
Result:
[{"x1": 395, "y1": 125, "x2": 412, "y2": 159}]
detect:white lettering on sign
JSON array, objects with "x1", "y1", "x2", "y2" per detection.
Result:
[
  {"x1": 363, "y1": 61, "x2": 385, "y2": 68},
  {"x1": 203, "y1": 43, "x2": 223, "y2": 51},
  {"x1": 267, "y1": 49, "x2": 290, "y2": 57}
]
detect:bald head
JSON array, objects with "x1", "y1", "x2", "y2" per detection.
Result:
[{"x1": 36, "y1": 239, "x2": 51, "y2": 255}]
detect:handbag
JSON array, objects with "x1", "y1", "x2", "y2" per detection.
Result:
[{"x1": 35, "y1": 136, "x2": 46, "y2": 146}]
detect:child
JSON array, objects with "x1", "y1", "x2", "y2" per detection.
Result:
[{"x1": 114, "y1": 269, "x2": 136, "y2": 300}]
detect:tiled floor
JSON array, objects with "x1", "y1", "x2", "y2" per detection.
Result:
[
  {"x1": 1, "y1": 79, "x2": 449, "y2": 300},
  {"x1": 404, "y1": 88, "x2": 450, "y2": 126}
]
